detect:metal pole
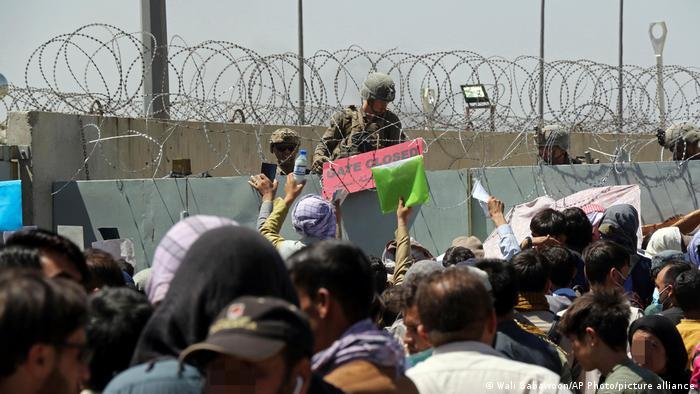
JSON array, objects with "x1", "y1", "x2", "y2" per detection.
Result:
[
  {"x1": 649, "y1": 22, "x2": 668, "y2": 130},
  {"x1": 656, "y1": 55, "x2": 665, "y2": 129},
  {"x1": 141, "y1": 0, "x2": 170, "y2": 118},
  {"x1": 297, "y1": 0, "x2": 306, "y2": 125},
  {"x1": 617, "y1": 0, "x2": 623, "y2": 134},
  {"x1": 538, "y1": 0, "x2": 545, "y2": 130}
]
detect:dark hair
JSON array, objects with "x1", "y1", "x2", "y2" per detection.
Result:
[
  {"x1": 651, "y1": 256, "x2": 686, "y2": 280},
  {"x1": 5, "y1": 229, "x2": 89, "y2": 284},
  {"x1": 582, "y1": 240, "x2": 629, "y2": 286},
  {"x1": 416, "y1": 267, "x2": 493, "y2": 345},
  {"x1": 511, "y1": 249, "x2": 550, "y2": 293},
  {"x1": 368, "y1": 255, "x2": 388, "y2": 295},
  {"x1": 398, "y1": 281, "x2": 420, "y2": 312},
  {"x1": 540, "y1": 246, "x2": 577, "y2": 289},
  {"x1": 379, "y1": 286, "x2": 403, "y2": 327},
  {"x1": 288, "y1": 240, "x2": 374, "y2": 322},
  {"x1": 661, "y1": 262, "x2": 692, "y2": 287},
  {"x1": 628, "y1": 315, "x2": 689, "y2": 384},
  {"x1": 116, "y1": 259, "x2": 134, "y2": 277},
  {"x1": 0, "y1": 269, "x2": 87, "y2": 377},
  {"x1": 674, "y1": 269, "x2": 700, "y2": 313},
  {"x1": 562, "y1": 207, "x2": 593, "y2": 252},
  {"x1": 398, "y1": 259, "x2": 444, "y2": 311},
  {"x1": 0, "y1": 246, "x2": 42, "y2": 270},
  {"x1": 84, "y1": 249, "x2": 126, "y2": 290},
  {"x1": 474, "y1": 259, "x2": 518, "y2": 317},
  {"x1": 86, "y1": 287, "x2": 153, "y2": 391},
  {"x1": 558, "y1": 289, "x2": 630, "y2": 351},
  {"x1": 442, "y1": 246, "x2": 475, "y2": 267},
  {"x1": 530, "y1": 209, "x2": 566, "y2": 237},
  {"x1": 280, "y1": 343, "x2": 308, "y2": 386}
]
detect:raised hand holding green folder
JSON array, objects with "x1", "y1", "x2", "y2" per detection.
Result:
[{"x1": 371, "y1": 155, "x2": 429, "y2": 214}]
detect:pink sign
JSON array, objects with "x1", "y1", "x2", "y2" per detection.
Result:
[{"x1": 321, "y1": 138, "x2": 425, "y2": 200}]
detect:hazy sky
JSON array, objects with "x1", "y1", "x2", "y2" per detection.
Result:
[{"x1": 1, "y1": 1, "x2": 698, "y2": 87}]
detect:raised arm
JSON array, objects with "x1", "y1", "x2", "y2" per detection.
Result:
[
  {"x1": 259, "y1": 174, "x2": 305, "y2": 247},
  {"x1": 392, "y1": 197, "x2": 414, "y2": 286},
  {"x1": 488, "y1": 197, "x2": 521, "y2": 260},
  {"x1": 249, "y1": 174, "x2": 278, "y2": 231}
]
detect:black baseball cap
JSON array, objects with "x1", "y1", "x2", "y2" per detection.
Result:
[{"x1": 180, "y1": 296, "x2": 313, "y2": 364}]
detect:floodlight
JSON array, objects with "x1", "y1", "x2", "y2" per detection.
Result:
[{"x1": 460, "y1": 84, "x2": 490, "y2": 104}]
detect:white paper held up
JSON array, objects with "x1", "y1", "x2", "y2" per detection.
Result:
[{"x1": 471, "y1": 179, "x2": 491, "y2": 217}]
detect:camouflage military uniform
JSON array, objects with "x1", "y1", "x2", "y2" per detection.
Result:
[{"x1": 311, "y1": 105, "x2": 406, "y2": 173}]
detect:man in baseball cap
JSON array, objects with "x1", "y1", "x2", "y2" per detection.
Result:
[
  {"x1": 451, "y1": 235, "x2": 485, "y2": 259},
  {"x1": 180, "y1": 296, "x2": 330, "y2": 394}
]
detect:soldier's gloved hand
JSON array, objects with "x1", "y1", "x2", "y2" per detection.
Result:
[
  {"x1": 656, "y1": 128, "x2": 666, "y2": 147},
  {"x1": 311, "y1": 157, "x2": 328, "y2": 174}
]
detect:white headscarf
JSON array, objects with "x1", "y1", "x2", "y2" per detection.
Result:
[{"x1": 645, "y1": 227, "x2": 682, "y2": 257}]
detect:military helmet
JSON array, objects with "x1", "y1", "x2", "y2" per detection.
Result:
[
  {"x1": 360, "y1": 72, "x2": 396, "y2": 102},
  {"x1": 662, "y1": 122, "x2": 700, "y2": 149},
  {"x1": 269, "y1": 128, "x2": 301, "y2": 152},
  {"x1": 536, "y1": 124, "x2": 570, "y2": 151}
]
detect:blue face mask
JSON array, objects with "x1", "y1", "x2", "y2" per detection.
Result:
[
  {"x1": 652, "y1": 287, "x2": 660, "y2": 304},
  {"x1": 657, "y1": 285, "x2": 672, "y2": 307}
]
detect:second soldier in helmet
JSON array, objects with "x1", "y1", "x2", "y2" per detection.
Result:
[
  {"x1": 658, "y1": 122, "x2": 700, "y2": 161},
  {"x1": 536, "y1": 125, "x2": 582, "y2": 165},
  {"x1": 311, "y1": 72, "x2": 407, "y2": 173},
  {"x1": 269, "y1": 128, "x2": 301, "y2": 175}
]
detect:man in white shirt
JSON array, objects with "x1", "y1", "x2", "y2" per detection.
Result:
[{"x1": 406, "y1": 266, "x2": 571, "y2": 394}]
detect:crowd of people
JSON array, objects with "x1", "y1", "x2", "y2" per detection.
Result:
[
  {"x1": 3, "y1": 73, "x2": 700, "y2": 394},
  {"x1": 2, "y1": 171, "x2": 700, "y2": 394}
]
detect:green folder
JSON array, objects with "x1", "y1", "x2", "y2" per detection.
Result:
[{"x1": 371, "y1": 155, "x2": 429, "y2": 214}]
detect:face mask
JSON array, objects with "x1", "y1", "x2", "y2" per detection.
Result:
[
  {"x1": 657, "y1": 285, "x2": 672, "y2": 308},
  {"x1": 651, "y1": 287, "x2": 660, "y2": 304}
]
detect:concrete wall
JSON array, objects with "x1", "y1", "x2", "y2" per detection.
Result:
[
  {"x1": 7, "y1": 111, "x2": 669, "y2": 229},
  {"x1": 53, "y1": 161, "x2": 700, "y2": 272},
  {"x1": 52, "y1": 172, "x2": 470, "y2": 271},
  {"x1": 469, "y1": 161, "x2": 700, "y2": 240}
]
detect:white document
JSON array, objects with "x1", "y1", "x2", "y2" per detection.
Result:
[{"x1": 471, "y1": 179, "x2": 491, "y2": 217}]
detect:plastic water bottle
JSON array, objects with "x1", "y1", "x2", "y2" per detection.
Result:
[{"x1": 293, "y1": 149, "x2": 308, "y2": 182}]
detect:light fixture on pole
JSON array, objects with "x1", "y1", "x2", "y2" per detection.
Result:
[
  {"x1": 421, "y1": 88, "x2": 435, "y2": 130},
  {"x1": 649, "y1": 21, "x2": 668, "y2": 130},
  {"x1": 460, "y1": 84, "x2": 495, "y2": 131}
]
